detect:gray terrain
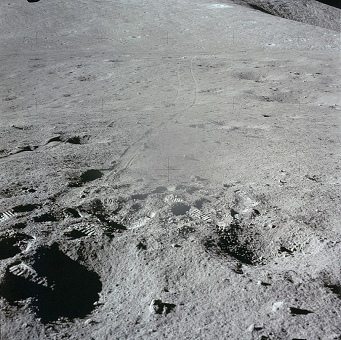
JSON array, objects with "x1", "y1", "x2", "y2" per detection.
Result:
[{"x1": 0, "y1": 0, "x2": 340, "y2": 339}]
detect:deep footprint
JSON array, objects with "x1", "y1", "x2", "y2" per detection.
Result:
[{"x1": 0, "y1": 244, "x2": 102, "y2": 323}]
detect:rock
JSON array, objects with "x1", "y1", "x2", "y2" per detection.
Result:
[
  {"x1": 84, "y1": 319, "x2": 96, "y2": 325},
  {"x1": 149, "y1": 299, "x2": 176, "y2": 315},
  {"x1": 272, "y1": 301, "x2": 284, "y2": 312}
]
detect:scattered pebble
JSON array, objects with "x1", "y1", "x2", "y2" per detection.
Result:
[{"x1": 272, "y1": 301, "x2": 284, "y2": 312}]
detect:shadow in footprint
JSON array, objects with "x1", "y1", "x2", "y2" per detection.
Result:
[
  {"x1": 69, "y1": 169, "x2": 103, "y2": 187},
  {"x1": 0, "y1": 244, "x2": 102, "y2": 323},
  {"x1": 0, "y1": 233, "x2": 33, "y2": 260},
  {"x1": 171, "y1": 203, "x2": 190, "y2": 216},
  {"x1": 13, "y1": 204, "x2": 39, "y2": 213},
  {"x1": 33, "y1": 213, "x2": 57, "y2": 223}
]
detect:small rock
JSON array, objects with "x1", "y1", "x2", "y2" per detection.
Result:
[
  {"x1": 149, "y1": 299, "x2": 176, "y2": 315},
  {"x1": 150, "y1": 299, "x2": 163, "y2": 314},
  {"x1": 257, "y1": 280, "x2": 271, "y2": 286},
  {"x1": 84, "y1": 319, "x2": 96, "y2": 325},
  {"x1": 272, "y1": 301, "x2": 284, "y2": 312},
  {"x1": 137, "y1": 241, "x2": 147, "y2": 250},
  {"x1": 247, "y1": 324, "x2": 255, "y2": 332},
  {"x1": 247, "y1": 323, "x2": 263, "y2": 332}
]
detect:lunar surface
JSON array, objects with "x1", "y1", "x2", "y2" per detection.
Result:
[{"x1": 0, "y1": 0, "x2": 340, "y2": 339}]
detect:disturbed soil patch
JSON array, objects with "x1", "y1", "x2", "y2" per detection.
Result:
[
  {"x1": 216, "y1": 222, "x2": 259, "y2": 265},
  {"x1": 204, "y1": 220, "x2": 266, "y2": 266}
]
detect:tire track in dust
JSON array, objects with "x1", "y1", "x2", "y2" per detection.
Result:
[
  {"x1": 107, "y1": 57, "x2": 199, "y2": 183},
  {"x1": 105, "y1": 62, "x2": 183, "y2": 183},
  {"x1": 189, "y1": 57, "x2": 198, "y2": 108},
  {"x1": 45, "y1": 61, "x2": 185, "y2": 204},
  {"x1": 81, "y1": 58, "x2": 198, "y2": 200}
]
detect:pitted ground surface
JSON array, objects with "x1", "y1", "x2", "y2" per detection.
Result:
[{"x1": 0, "y1": 0, "x2": 340, "y2": 339}]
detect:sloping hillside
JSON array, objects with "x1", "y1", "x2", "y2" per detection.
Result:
[{"x1": 231, "y1": 0, "x2": 340, "y2": 31}]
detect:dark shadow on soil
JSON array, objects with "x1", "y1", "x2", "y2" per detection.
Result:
[{"x1": 0, "y1": 244, "x2": 102, "y2": 323}]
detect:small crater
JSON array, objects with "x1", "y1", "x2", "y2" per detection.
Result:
[{"x1": 0, "y1": 244, "x2": 102, "y2": 323}]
